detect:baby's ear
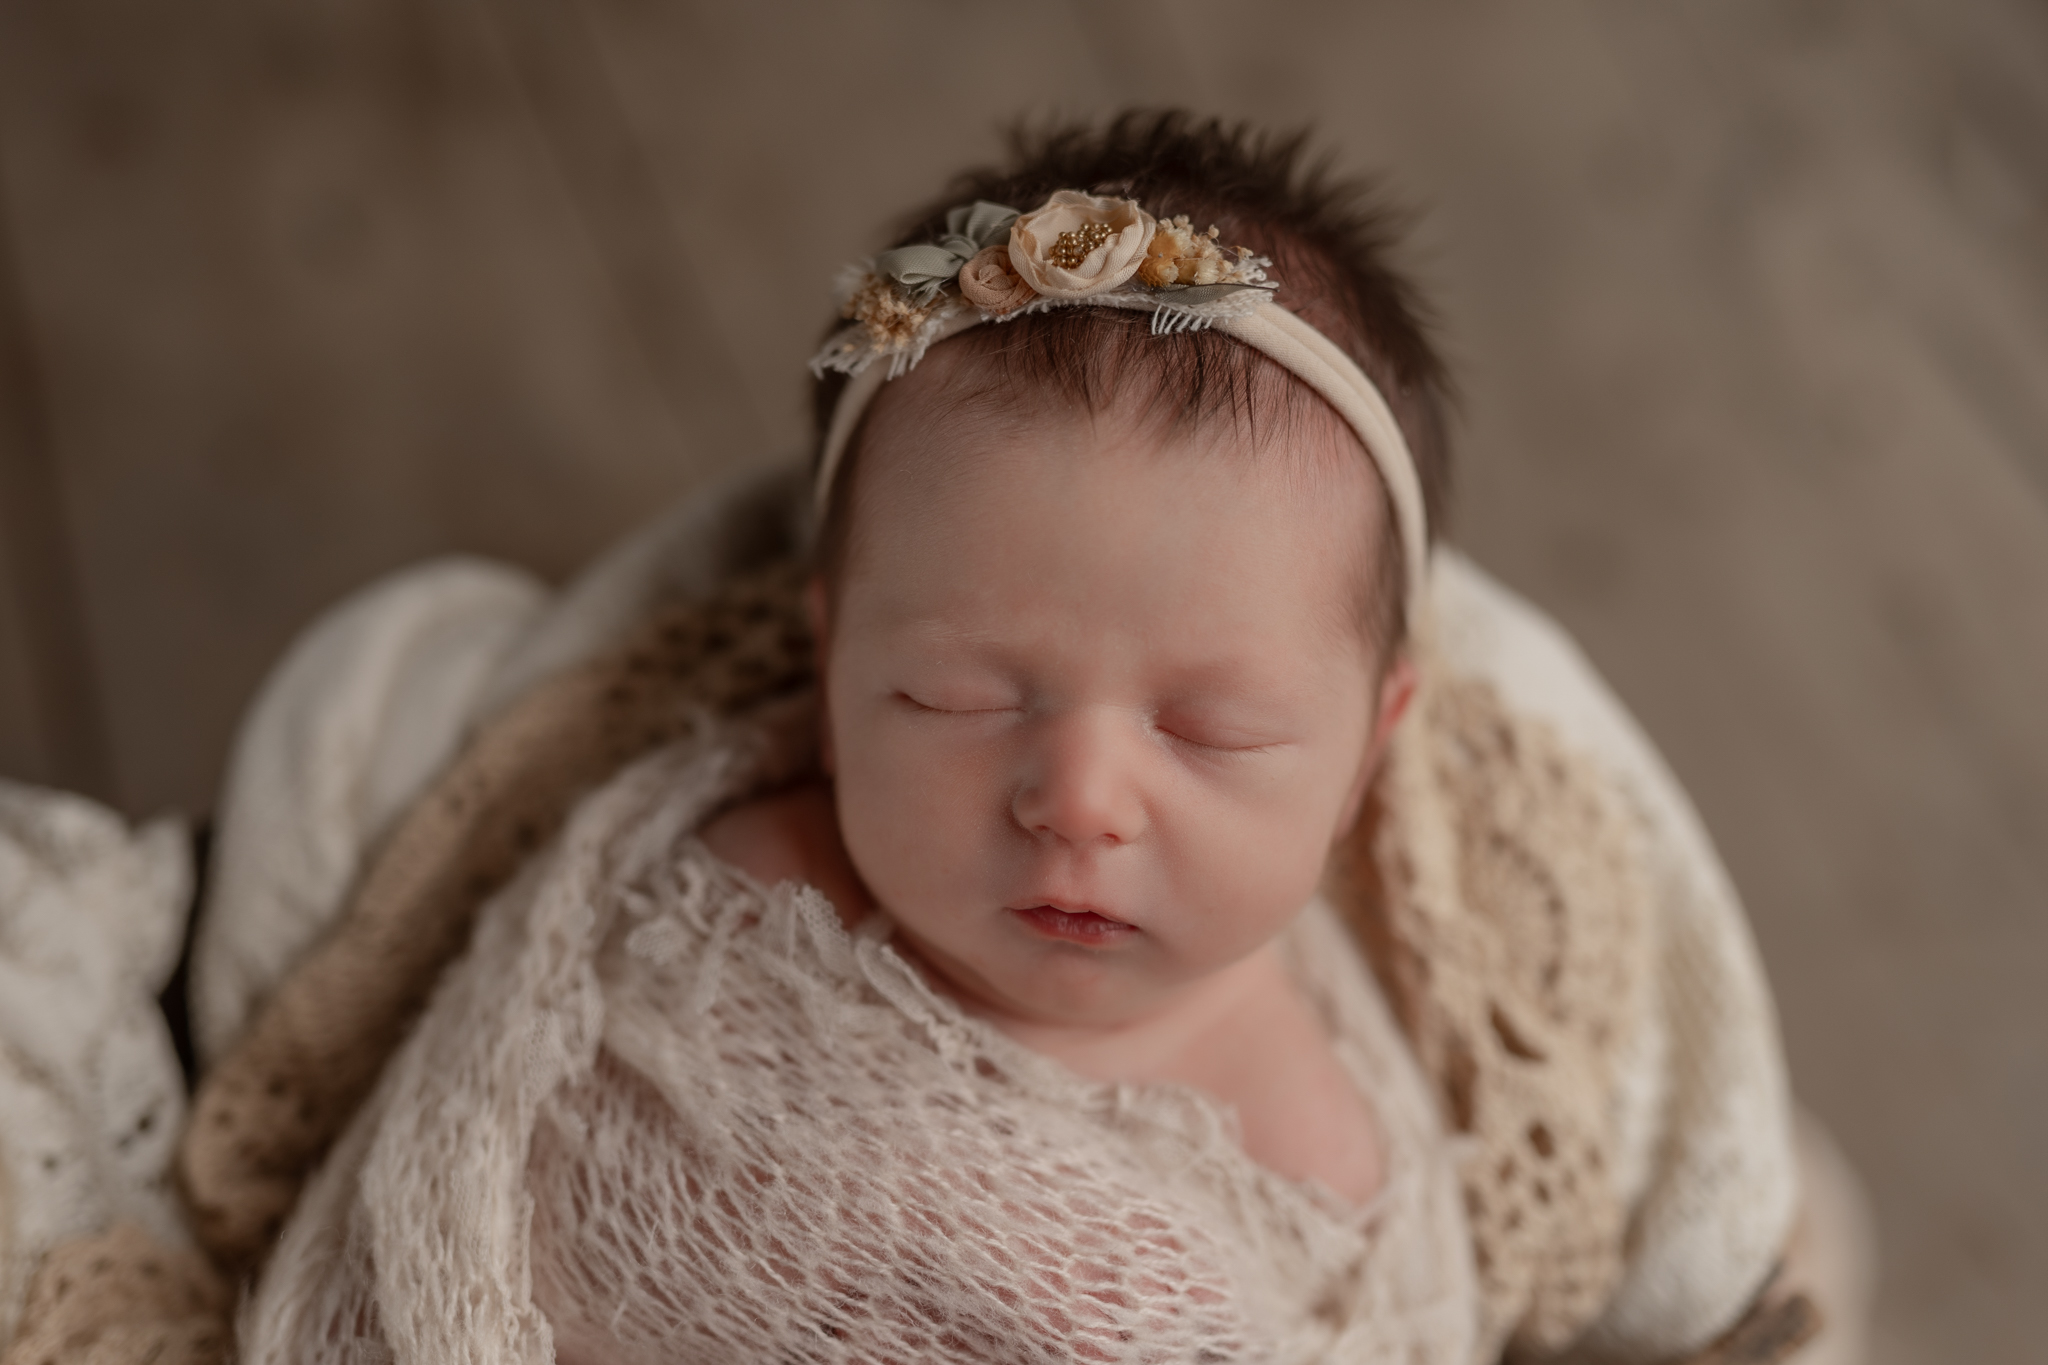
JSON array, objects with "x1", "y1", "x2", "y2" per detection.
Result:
[
  {"x1": 1369, "y1": 653, "x2": 1418, "y2": 754},
  {"x1": 804, "y1": 575, "x2": 836, "y2": 775},
  {"x1": 1335, "y1": 653, "x2": 1418, "y2": 838}
]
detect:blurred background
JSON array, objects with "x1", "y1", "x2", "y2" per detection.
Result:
[{"x1": 0, "y1": 0, "x2": 2042, "y2": 1358}]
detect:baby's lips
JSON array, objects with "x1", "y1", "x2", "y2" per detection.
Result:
[
  {"x1": 1007, "y1": 897, "x2": 1134, "y2": 926},
  {"x1": 1009, "y1": 902, "x2": 1141, "y2": 945}
]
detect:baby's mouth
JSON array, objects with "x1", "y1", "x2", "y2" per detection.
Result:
[{"x1": 1008, "y1": 902, "x2": 1137, "y2": 945}]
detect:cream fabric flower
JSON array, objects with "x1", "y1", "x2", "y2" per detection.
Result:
[
  {"x1": 957, "y1": 245, "x2": 1036, "y2": 315},
  {"x1": 1008, "y1": 191, "x2": 1156, "y2": 299}
]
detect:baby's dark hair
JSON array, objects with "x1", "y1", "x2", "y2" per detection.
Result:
[{"x1": 810, "y1": 109, "x2": 1454, "y2": 654}]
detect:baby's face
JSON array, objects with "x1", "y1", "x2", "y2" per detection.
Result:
[{"x1": 817, "y1": 375, "x2": 1400, "y2": 1030}]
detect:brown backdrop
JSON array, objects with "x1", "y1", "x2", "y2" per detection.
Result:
[{"x1": 2, "y1": 2, "x2": 2044, "y2": 1359}]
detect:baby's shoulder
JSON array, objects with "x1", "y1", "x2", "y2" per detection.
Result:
[{"x1": 697, "y1": 780, "x2": 871, "y2": 928}]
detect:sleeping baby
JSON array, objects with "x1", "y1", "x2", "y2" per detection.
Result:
[
  {"x1": 210, "y1": 113, "x2": 1827, "y2": 1364},
  {"x1": 524, "y1": 183, "x2": 1468, "y2": 1361}
]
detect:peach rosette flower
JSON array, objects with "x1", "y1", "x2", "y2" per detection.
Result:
[
  {"x1": 956, "y1": 245, "x2": 1036, "y2": 315},
  {"x1": 1008, "y1": 191, "x2": 1157, "y2": 300}
]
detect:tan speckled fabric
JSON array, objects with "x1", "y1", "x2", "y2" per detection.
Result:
[{"x1": 0, "y1": 1224, "x2": 229, "y2": 1365}]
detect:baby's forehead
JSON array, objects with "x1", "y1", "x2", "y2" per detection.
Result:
[
  {"x1": 836, "y1": 373, "x2": 1390, "y2": 667},
  {"x1": 855, "y1": 391, "x2": 1375, "y2": 561},
  {"x1": 861, "y1": 330, "x2": 1371, "y2": 473}
]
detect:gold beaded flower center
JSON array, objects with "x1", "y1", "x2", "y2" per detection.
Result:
[{"x1": 1049, "y1": 221, "x2": 1115, "y2": 269}]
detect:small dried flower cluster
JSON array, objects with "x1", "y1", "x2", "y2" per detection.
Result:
[
  {"x1": 1137, "y1": 216, "x2": 1260, "y2": 289},
  {"x1": 841, "y1": 273, "x2": 936, "y2": 349},
  {"x1": 815, "y1": 190, "x2": 1278, "y2": 379}
]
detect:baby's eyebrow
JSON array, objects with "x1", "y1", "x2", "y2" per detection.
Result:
[
  {"x1": 877, "y1": 603, "x2": 1335, "y2": 694},
  {"x1": 885, "y1": 615, "x2": 1023, "y2": 654},
  {"x1": 1158, "y1": 673, "x2": 1310, "y2": 713},
  {"x1": 911, "y1": 636, "x2": 1309, "y2": 705},
  {"x1": 875, "y1": 620, "x2": 1045, "y2": 679},
  {"x1": 1141, "y1": 642, "x2": 1317, "y2": 690}
]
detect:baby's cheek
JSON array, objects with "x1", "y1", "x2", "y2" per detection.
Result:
[
  {"x1": 1160, "y1": 799, "x2": 1335, "y2": 965},
  {"x1": 836, "y1": 719, "x2": 1001, "y2": 902}
]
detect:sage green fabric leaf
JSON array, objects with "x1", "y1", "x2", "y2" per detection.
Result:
[
  {"x1": 873, "y1": 243, "x2": 971, "y2": 303},
  {"x1": 874, "y1": 202, "x2": 1021, "y2": 304},
  {"x1": 945, "y1": 200, "x2": 1019, "y2": 248}
]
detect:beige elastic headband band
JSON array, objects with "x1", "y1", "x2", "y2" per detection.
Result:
[{"x1": 814, "y1": 298, "x2": 1430, "y2": 625}]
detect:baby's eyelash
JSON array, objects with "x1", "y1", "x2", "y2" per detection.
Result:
[
  {"x1": 1156, "y1": 724, "x2": 1278, "y2": 756},
  {"x1": 896, "y1": 692, "x2": 1012, "y2": 716},
  {"x1": 899, "y1": 694, "x2": 1276, "y2": 752}
]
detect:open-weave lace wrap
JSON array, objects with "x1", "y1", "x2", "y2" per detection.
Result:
[{"x1": 239, "y1": 710, "x2": 1477, "y2": 1364}]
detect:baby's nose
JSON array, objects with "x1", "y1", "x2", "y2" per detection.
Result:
[{"x1": 1010, "y1": 710, "x2": 1149, "y2": 848}]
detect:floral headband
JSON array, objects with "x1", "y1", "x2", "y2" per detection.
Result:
[{"x1": 811, "y1": 190, "x2": 1430, "y2": 621}]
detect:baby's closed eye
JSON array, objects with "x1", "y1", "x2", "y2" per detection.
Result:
[
  {"x1": 1148, "y1": 705, "x2": 1292, "y2": 754},
  {"x1": 895, "y1": 688, "x2": 1020, "y2": 716}
]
